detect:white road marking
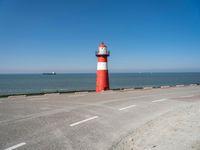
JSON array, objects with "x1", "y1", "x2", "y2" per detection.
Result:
[
  {"x1": 152, "y1": 98, "x2": 167, "y2": 103},
  {"x1": 101, "y1": 91, "x2": 114, "y2": 94},
  {"x1": 70, "y1": 116, "x2": 98, "y2": 127},
  {"x1": 75, "y1": 92, "x2": 89, "y2": 94},
  {"x1": 176, "y1": 84, "x2": 184, "y2": 87},
  {"x1": 123, "y1": 88, "x2": 134, "y2": 91},
  {"x1": 143, "y1": 87, "x2": 153, "y2": 90},
  {"x1": 180, "y1": 95, "x2": 194, "y2": 98},
  {"x1": 119, "y1": 104, "x2": 136, "y2": 111},
  {"x1": 190, "y1": 84, "x2": 197, "y2": 86},
  {"x1": 44, "y1": 93, "x2": 60, "y2": 96},
  {"x1": 27, "y1": 97, "x2": 48, "y2": 101},
  {"x1": 67, "y1": 92, "x2": 89, "y2": 97},
  {"x1": 68, "y1": 94, "x2": 85, "y2": 97},
  {"x1": 5, "y1": 142, "x2": 26, "y2": 150},
  {"x1": 8, "y1": 95, "x2": 26, "y2": 99},
  {"x1": 161, "y1": 86, "x2": 170, "y2": 88},
  {"x1": 29, "y1": 100, "x2": 48, "y2": 103}
]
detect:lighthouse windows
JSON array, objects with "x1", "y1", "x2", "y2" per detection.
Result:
[{"x1": 99, "y1": 47, "x2": 107, "y2": 54}]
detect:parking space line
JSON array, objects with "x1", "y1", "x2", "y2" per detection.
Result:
[
  {"x1": 152, "y1": 98, "x2": 167, "y2": 103},
  {"x1": 119, "y1": 104, "x2": 136, "y2": 111},
  {"x1": 70, "y1": 116, "x2": 98, "y2": 127},
  {"x1": 5, "y1": 142, "x2": 26, "y2": 150}
]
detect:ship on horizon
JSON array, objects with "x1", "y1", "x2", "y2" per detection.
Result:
[{"x1": 42, "y1": 72, "x2": 56, "y2": 75}]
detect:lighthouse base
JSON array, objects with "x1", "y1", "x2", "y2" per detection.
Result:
[{"x1": 96, "y1": 70, "x2": 110, "y2": 92}]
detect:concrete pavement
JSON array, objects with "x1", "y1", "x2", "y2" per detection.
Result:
[{"x1": 0, "y1": 85, "x2": 200, "y2": 150}]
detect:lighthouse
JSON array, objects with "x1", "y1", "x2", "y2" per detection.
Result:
[{"x1": 96, "y1": 42, "x2": 110, "y2": 92}]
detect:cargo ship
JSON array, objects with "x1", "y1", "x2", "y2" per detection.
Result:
[{"x1": 42, "y1": 72, "x2": 56, "y2": 75}]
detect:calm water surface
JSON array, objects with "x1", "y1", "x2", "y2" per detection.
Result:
[{"x1": 0, "y1": 73, "x2": 200, "y2": 95}]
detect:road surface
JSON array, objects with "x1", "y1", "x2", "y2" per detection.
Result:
[{"x1": 0, "y1": 85, "x2": 200, "y2": 150}]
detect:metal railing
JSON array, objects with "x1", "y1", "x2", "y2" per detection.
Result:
[{"x1": 95, "y1": 51, "x2": 110, "y2": 56}]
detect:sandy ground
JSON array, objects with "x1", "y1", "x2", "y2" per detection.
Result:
[{"x1": 111, "y1": 102, "x2": 200, "y2": 150}]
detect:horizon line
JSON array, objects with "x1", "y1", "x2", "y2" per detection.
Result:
[{"x1": 0, "y1": 71, "x2": 200, "y2": 74}]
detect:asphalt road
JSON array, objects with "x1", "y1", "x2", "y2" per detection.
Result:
[{"x1": 0, "y1": 85, "x2": 200, "y2": 150}]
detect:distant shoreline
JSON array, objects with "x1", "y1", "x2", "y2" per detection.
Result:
[{"x1": 0, "y1": 83, "x2": 199, "y2": 98}]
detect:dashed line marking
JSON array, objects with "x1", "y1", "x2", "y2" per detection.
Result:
[
  {"x1": 5, "y1": 142, "x2": 26, "y2": 150},
  {"x1": 152, "y1": 98, "x2": 167, "y2": 103},
  {"x1": 101, "y1": 92, "x2": 114, "y2": 95},
  {"x1": 75, "y1": 92, "x2": 89, "y2": 94},
  {"x1": 27, "y1": 97, "x2": 48, "y2": 101},
  {"x1": 176, "y1": 84, "x2": 184, "y2": 87},
  {"x1": 68, "y1": 95, "x2": 85, "y2": 98},
  {"x1": 180, "y1": 95, "x2": 194, "y2": 98},
  {"x1": 70, "y1": 116, "x2": 98, "y2": 127},
  {"x1": 119, "y1": 105, "x2": 136, "y2": 111},
  {"x1": 28, "y1": 100, "x2": 49, "y2": 103}
]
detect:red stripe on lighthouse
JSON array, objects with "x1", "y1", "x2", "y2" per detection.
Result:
[
  {"x1": 98, "y1": 57, "x2": 107, "y2": 62},
  {"x1": 96, "y1": 70, "x2": 109, "y2": 92}
]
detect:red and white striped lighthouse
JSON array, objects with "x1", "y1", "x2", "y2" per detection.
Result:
[{"x1": 96, "y1": 42, "x2": 110, "y2": 92}]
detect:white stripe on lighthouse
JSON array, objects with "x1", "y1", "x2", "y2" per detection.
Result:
[{"x1": 97, "y1": 62, "x2": 108, "y2": 70}]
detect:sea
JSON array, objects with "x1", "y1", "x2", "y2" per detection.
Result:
[{"x1": 0, "y1": 73, "x2": 200, "y2": 96}]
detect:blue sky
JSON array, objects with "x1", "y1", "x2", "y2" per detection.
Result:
[{"x1": 0, "y1": 0, "x2": 200, "y2": 73}]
